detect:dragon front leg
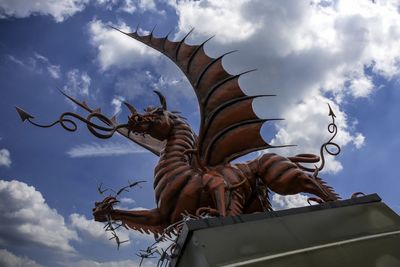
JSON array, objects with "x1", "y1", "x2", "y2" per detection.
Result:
[{"x1": 93, "y1": 196, "x2": 166, "y2": 234}]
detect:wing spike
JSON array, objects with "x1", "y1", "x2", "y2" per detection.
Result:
[
  {"x1": 175, "y1": 28, "x2": 194, "y2": 60},
  {"x1": 204, "y1": 118, "x2": 267, "y2": 163},
  {"x1": 110, "y1": 115, "x2": 117, "y2": 124},
  {"x1": 135, "y1": 21, "x2": 141, "y2": 33},
  {"x1": 203, "y1": 68, "x2": 258, "y2": 106},
  {"x1": 202, "y1": 95, "x2": 275, "y2": 147},
  {"x1": 204, "y1": 118, "x2": 286, "y2": 164},
  {"x1": 162, "y1": 29, "x2": 174, "y2": 52},
  {"x1": 58, "y1": 88, "x2": 92, "y2": 112},
  {"x1": 108, "y1": 25, "x2": 130, "y2": 37},
  {"x1": 150, "y1": 24, "x2": 157, "y2": 35},
  {"x1": 149, "y1": 24, "x2": 157, "y2": 43},
  {"x1": 186, "y1": 35, "x2": 215, "y2": 73},
  {"x1": 205, "y1": 95, "x2": 276, "y2": 124},
  {"x1": 195, "y1": 50, "x2": 238, "y2": 87}
]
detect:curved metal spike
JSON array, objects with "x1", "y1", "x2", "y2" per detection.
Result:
[
  {"x1": 153, "y1": 90, "x2": 167, "y2": 110},
  {"x1": 150, "y1": 24, "x2": 157, "y2": 35},
  {"x1": 124, "y1": 102, "x2": 138, "y2": 114},
  {"x1": 58, "y1": 88, "x2": 92, "y2": 112},
  {"x1": 328, "y1": 103, "x2": 336, "y2": 118},
  {"x1": 108, "y1": 25, "x2": 128, "y2": 36}
]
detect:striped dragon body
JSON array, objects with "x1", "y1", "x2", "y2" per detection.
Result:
[{"x1": 152, "y1": 117, "x2": 339, "y2": 225}]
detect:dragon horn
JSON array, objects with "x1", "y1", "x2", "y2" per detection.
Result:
[
  {"x1": 123, "y1": 101, "x2": 138, "y2": 114},
  {"x1": 153, "y1": 90, "x2": 167, "y2": 110}
]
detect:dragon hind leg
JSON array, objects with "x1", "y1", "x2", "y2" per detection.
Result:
[{"x1": 248, "y1": 153, "x2": 339, "y2": 202}]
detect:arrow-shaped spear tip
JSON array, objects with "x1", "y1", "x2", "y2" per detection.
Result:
[
  {"x1": 15, "y1": 106, "x2": 34, "y2": 122},
  {"x1": 327, "y1": 103, "x2": 336, "y2": 118}
]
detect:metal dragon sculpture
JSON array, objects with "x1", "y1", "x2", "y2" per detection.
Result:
[{"x1": 16, "y1": 27, "x2": 342, "y2": 237}]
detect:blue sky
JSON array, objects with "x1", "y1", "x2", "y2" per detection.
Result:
[{"x1": 0, "y1": 0, "x2": 400, "y2": 266}]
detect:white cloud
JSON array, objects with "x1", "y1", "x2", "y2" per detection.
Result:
[
  {"x1": 95, "y1": 0, "x2": 160, "y2": 14},
  {"x1": 63, "y1": 69, "x2": 91, "y2": 97},
  {"x1": 88, "y1": 19, "x2": 158, "y2": 71},
  {"x1": 0, "y1": 149, "x2": 11, "y2": 167},
  {"x1": 69, "y1": 213, "x2": 130, "y2": 245},
  {"x1": 349, "y1": 74, "x2": 374, "y2": 98},
  {"x1": 0, "y1": 0, "x2": 88, "y2": 22},
  {"x1": 353, "y1": 133, "x2": 365, "y2": 149},
  {"x1": 66, "y1": 142, "x2": 148, "y2": 158},
  {"x1": 120, "y1": 197, "x2": 136, "y2": 205},
  {"x1": 69, "y1": 211, "x2": 154, "y2": 249},
  {"x1": 8, "y1": 53, "x2": 61, "y2": 79},
  {"x1": 138, "y1": 0, "x2": 156, "y2": 11},
  {"x1": 121, "y1": 0, "x2": 136, "y2": 13},
  {"x1": 270, "y1": 96, "x2": 356, "y2": 173},
  {"x1": 0, "y1": 180, "x2": 79, "y2": 253},
  {"x1": 111, "y1": 95, "x2": 126, "y2": 115},
  {"x1": 0, "y1": 249, "x2": 43, "y2": 267},
  {"x1": 115, "y1": 70, "x2": 156, "y2": 100},
  {"x1": 34, "y1": 53, "x2": 61, "y2": 79},
  {"x1": 170, "y1": 0, "x2": 258, "y2": 43},
  {"x1": 271, "y1": 193, "x2": 310, "y2": 210},
  {"x1": 47, "y1": 64, "x2": 61, "y2": 79}
]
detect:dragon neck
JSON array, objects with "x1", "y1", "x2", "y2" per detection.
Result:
[
  {"x1": 153, "y1": 118, "x2": 196, "y2": 183},
  {"x1": 162, "y1": 118, "x2": 196, "y2": 159}
]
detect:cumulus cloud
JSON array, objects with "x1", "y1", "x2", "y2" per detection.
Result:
[
  {"x1": 0, "y1": 0, "x2": 88, "y2": 22},
  {"x1": 270, "y1": 95, "x2": 363, "y2": 173},
  {"x1": 0, "y1": 149, "x2": 11, "y2": 167},
  {"x1": 0, "y1": 180, "x2": 79, "y2": 252},
  {"x1": 66, "y1": 142, "x2": 148, "y2": 158},
  {"x1": 96, "y1": 0, "x2": 160, "y2": 14},
  {"x1": 7, "y1": 53, "x2": 61, "y2": 79},
  {"x1": 111, "y1": 95, "x2": 126, "y2": 115},
  {"x1": 69, "y1": 211, "x2": 154, "y2": 249},
  {"x1": 69, "y1": 213, "x2": 130, "y2": 245},
  {"x1": 0, "y1": 249, "x2": 43, "y2": 267},
  {"x1": 271, "y1": 193, "x2": 310, "y2": 210},
  {"x1": 63, "y1": 69, "x2": 91, "y2": 97},
  {"x1": 34, "y1": 53, "x2": 61, "y2": 79},
  {"x1": 88, "y1": 19, "x2": 158, "y2": 71}
]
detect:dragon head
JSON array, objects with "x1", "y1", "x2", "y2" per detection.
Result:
[
  {"x1": 124, "y1": 90, "x2": 174, "y2": 141},
  {"x1": 92, "y1": 196, "x2": 119, "y2": 222}
]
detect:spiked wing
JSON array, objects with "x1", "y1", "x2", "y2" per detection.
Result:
[{"x1": 116, "y1": 26, "x2": 285, "y2": 166}]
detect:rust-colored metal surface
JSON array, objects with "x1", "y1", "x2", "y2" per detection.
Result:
[{"x1": 16, "y1": 28, "x2": 342, "y2": 237}]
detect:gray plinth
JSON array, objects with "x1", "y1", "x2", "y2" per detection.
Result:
[{"x1": 170, "y1": 194, "x2": 400, "y2": 267}]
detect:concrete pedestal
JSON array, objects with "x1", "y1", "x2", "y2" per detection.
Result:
[{"x1": 170, "y1": 194, "x2": 400, "y2": 267}]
